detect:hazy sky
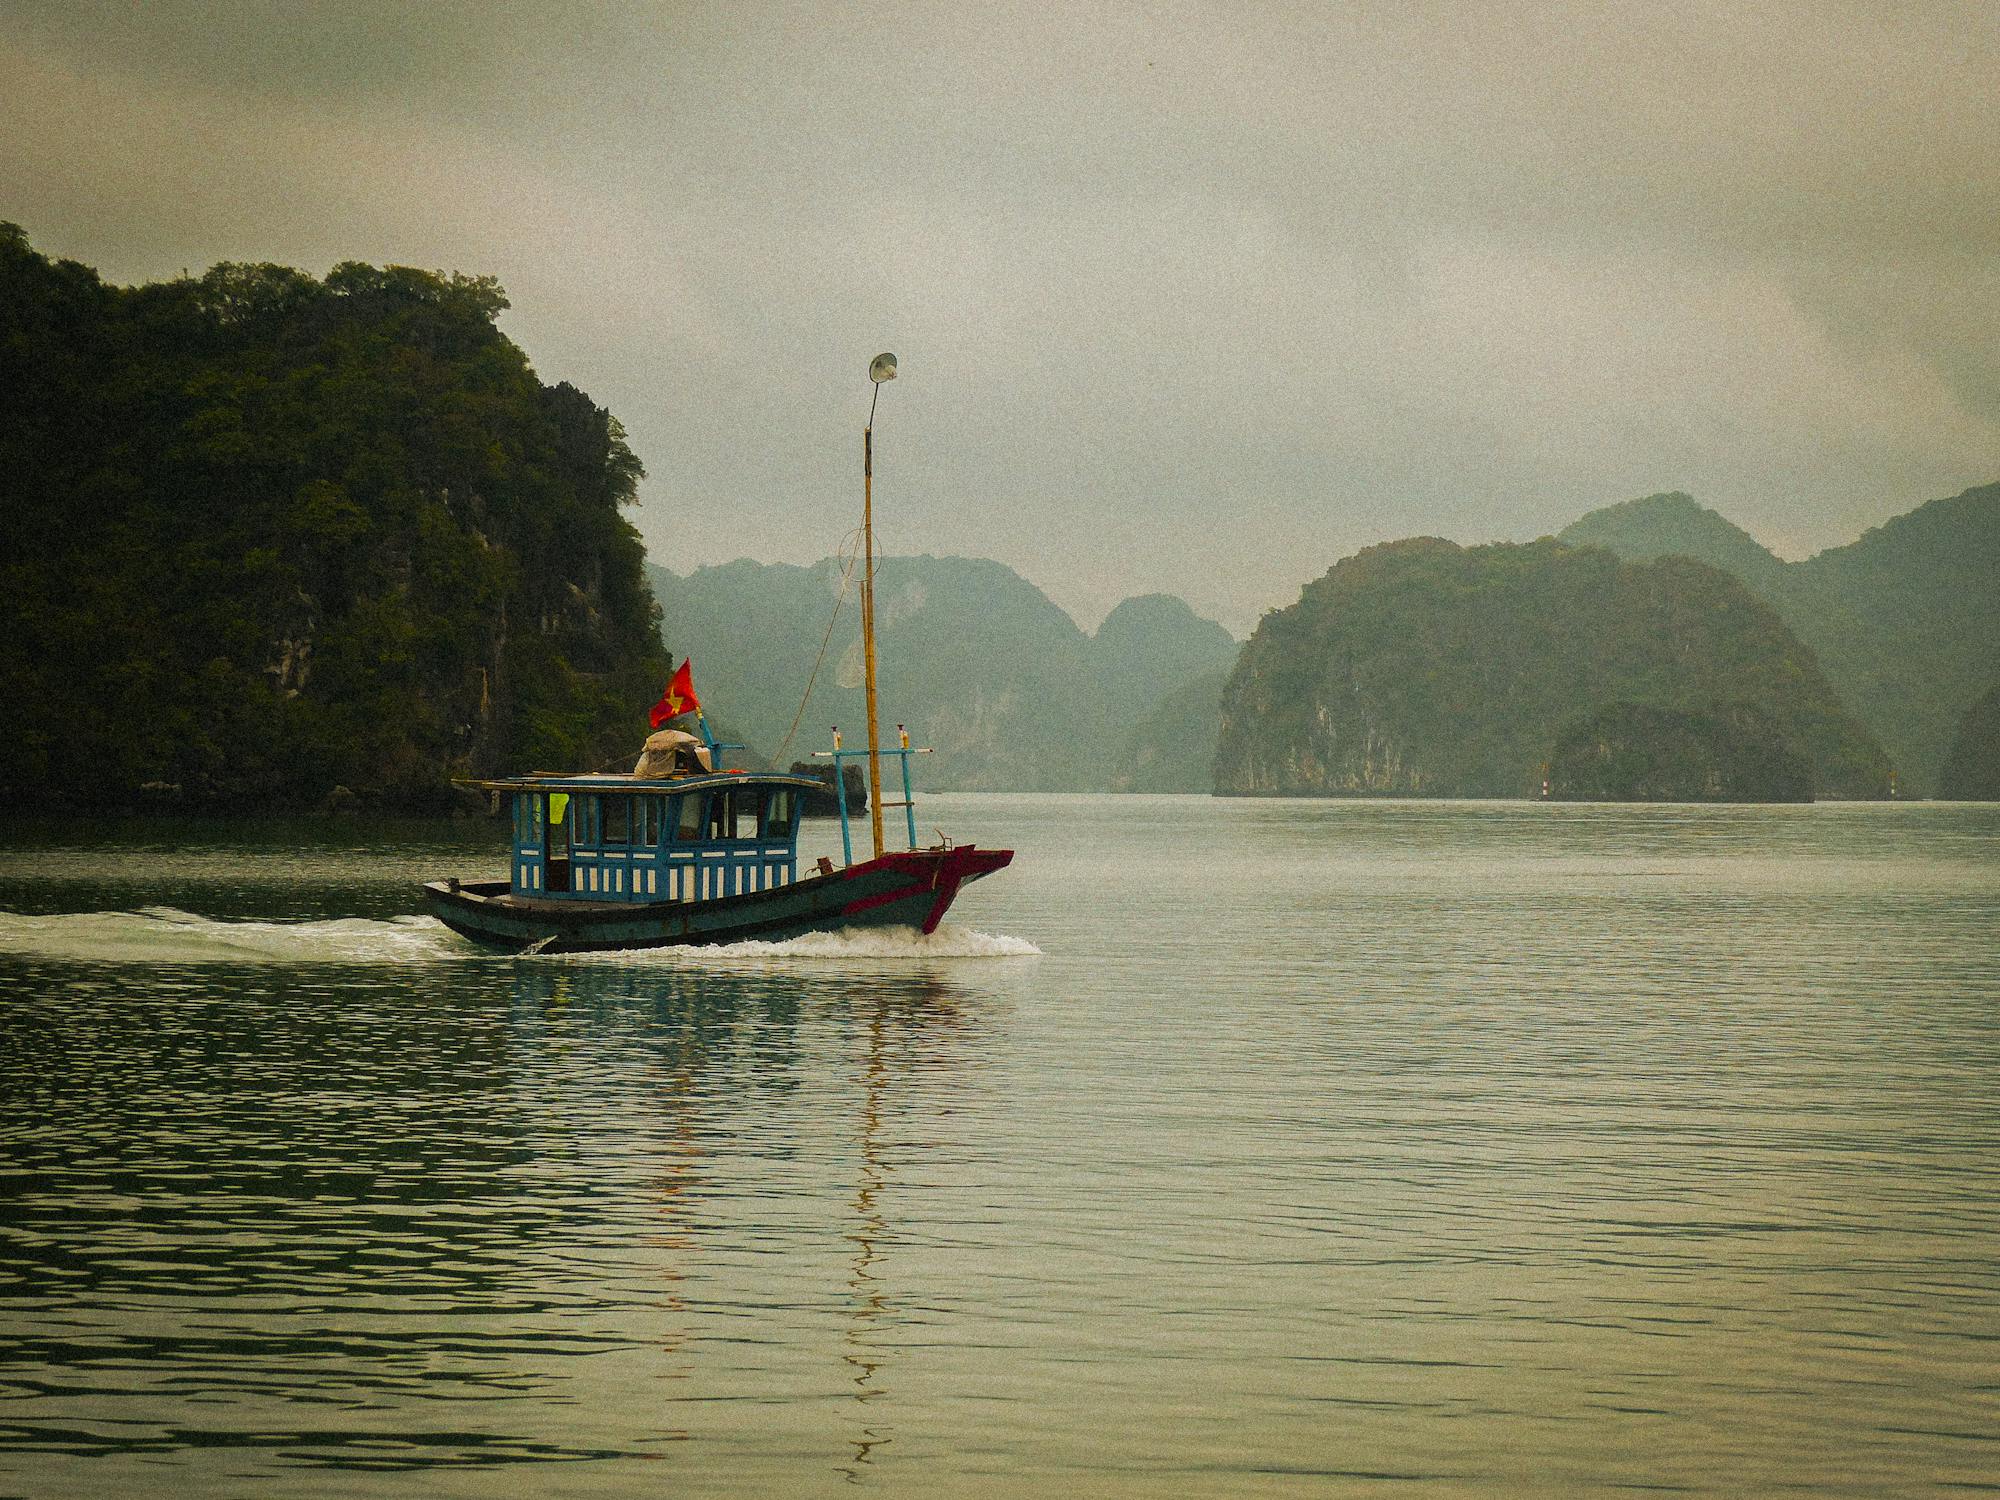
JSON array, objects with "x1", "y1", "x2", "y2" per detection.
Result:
[{"x1": 4, "y1": 1, "x2": 1995, "y2": 633}]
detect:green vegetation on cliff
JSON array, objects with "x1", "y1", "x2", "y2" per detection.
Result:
[
  {"x1": 1559, "y1": 492, "x2": 1791, "y2": 593},
  {"x1": 0, "y1": 226, "x2": 666, "y2": 810},
  {"x1": 1937, "y1": 685, "x2": 2000, "y2": 800},
  {"x1": 1218, "y1": 537, "x2": 1887, "y2": 799},
  {"x1": 1559, "y1": 487, "x2": 1999, "y2": 793},
  {"x1": 646, "y1": 560, "x2": 1235, "y2": 790},
  {"x1": 1548, "y1": 701, "x2": 1811, "y2": 803}
]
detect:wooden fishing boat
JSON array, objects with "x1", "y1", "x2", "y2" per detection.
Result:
[
  {"x1": 422, "y1": 352, "x2": 1013, "y2": 953},
  {"x1": 421, "y1": 768, "x2": 1011, "y2": 953}
]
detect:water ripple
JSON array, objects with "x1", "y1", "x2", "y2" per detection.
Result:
[{"x1": 0, "y1": 798, "x2": 1995, "y2": 1495}]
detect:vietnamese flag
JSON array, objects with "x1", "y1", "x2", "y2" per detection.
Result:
[{"x1": 649, "y1": 659, "x2": 702, "y2": 727}]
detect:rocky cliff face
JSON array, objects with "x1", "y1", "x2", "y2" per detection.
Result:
[{"x1": 1217, "y1": 537, "x2": 1888, "y2": 799}]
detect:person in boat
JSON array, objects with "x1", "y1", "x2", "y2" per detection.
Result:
[{"x1": 632, "y1": 728, "x2": 713, "y2": 778}]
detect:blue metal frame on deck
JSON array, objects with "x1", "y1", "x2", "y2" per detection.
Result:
[{"x1": 813, "y1": 723, "x2": 932, "y2": 865}]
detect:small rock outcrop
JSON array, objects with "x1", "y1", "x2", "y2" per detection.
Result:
[
  {"x1": 1548, "y1": 702, "x2": 1812, "y2": 802},
  {"x1": 787, "y1": 761, "x2": 867, "y2": 816}
]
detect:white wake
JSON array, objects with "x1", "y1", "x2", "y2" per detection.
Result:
[
  {"x1": 0, "y1": 906, "x2": 466, "y2": 965},
  {"x1": 0, "y1": 909, "x2": 1039, "y2": 966},
  {"x1": 582, "y1": 923, "x2": 1041, "y2": 964}
]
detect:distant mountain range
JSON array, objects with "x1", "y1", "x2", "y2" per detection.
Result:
[
  {"x1": 645, "y1": 558, "x2": 1236, "y2": 791},
  {"x1": 14, "y1": 229, "x2": 1980, "y2": 811},
  {"x1": 645, "y1": 482, "x2": 1993, "y2": 801},
  {"x1": 1558, "y1": 485, "x2": 1998, "y2": 794}
]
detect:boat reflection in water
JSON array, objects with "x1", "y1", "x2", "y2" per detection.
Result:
[{"x1": 497, "y1": 958, "x2": 984, "y2": 1479}]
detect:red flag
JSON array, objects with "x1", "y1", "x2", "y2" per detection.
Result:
[{"x1": 649, "y1": 660, "x2": 701, "y2": 728}]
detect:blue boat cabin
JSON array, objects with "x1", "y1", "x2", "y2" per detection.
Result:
[{"x1": 502, "y1": 774, "x2": 817, "y2": 904}]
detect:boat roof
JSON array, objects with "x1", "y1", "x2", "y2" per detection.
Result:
[{"x1": 464, "y1": 771, "x2": 825, "y2": 795}]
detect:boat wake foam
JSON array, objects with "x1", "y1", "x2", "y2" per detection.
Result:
[
  {"x1": 0, "y1": 909, "x2": 1039, "y2": 966},
  {"x1": 0, "y1": 907, "x2": 468, "y2": 965},
  {"x1": 576, "y1": 924, "x2": 1042, "y2": 963}
]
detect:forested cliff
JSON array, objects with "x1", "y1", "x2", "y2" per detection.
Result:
[
  {"x1": 1217, "y1": 538, "x2": 1887, "y2": 800},
  {"x1": 0, "y1": 226, "x2": 666, "y2": 811}
]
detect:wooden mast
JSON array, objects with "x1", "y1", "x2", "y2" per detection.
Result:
[
  {"x1": 862, "y1": 416, "x2": 885, "y2": 860},
  {"x1": 859, "y1": 354, "x2": 896, "y2": 861}
]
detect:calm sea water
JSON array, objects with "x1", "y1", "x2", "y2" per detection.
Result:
[{"x1": 1, "y1": 796, "x2": 1996, "y2": 1497}]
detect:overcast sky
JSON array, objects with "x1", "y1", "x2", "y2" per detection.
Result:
[{"x1": 4, "y1": 1, "x2": 1995, "y2": 633}]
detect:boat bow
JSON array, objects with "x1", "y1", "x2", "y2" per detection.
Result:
[{"x1": 838, "y1": 844, "x2": 1014, "y2": 934}]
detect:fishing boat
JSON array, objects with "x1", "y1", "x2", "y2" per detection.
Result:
[{"x1": 421, "y1": 354, "x2": 1013, "y2": 953}]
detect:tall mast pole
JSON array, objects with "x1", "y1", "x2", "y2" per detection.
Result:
[
  {"x1": 860, "y1": 354, "x2": 896, "y2": 862},
  {"x1": 862, "y1": 418, "x2": 885, "y2": 860}
]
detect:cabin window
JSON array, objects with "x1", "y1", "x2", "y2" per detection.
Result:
[
  {"x1": 673, "y1": 794, "x2": 703, "y2": 841},
  {"x1": 639, "y1": 797, "x2": 661, "y2": 848},
  {"x1": 755, "y1": 789, "x2": 796, "y2": 841},
  {"x1": 705, "y1": 790, "x2": 737, "y2": 840},
  {"x1": 602, "y1": 795, "x2": 631, "y2": 845}
]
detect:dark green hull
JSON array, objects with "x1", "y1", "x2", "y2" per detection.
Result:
[{"x1": 421, "y1": 845, "x2": 1011, "y2": 954}]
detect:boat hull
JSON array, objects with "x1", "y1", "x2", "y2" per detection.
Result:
[{"x1": 421, "y1": 845, "x2": 1012, "y2": 954}]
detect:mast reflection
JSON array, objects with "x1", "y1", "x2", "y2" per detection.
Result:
[
  {"x1": 505, "y1": 961, "x2": 976, "y2": 1477},
  {"x1": 837, "y1": 976, "x2": 967, "y2": 1481}
]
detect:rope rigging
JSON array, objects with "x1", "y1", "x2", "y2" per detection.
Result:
[{"x1": 767, "y1": 526, "x2": 864, "y2": 767}]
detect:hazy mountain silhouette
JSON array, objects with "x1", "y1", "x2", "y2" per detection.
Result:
[
  {"x1": 646, "y1": 558, "x2": 1235, "y2": 791},
  {"x1": 1937, "y1": 683, "x2": 2000, "y2": 800},
  {"x1": 1559, "y1": 483, "x2": 1999, "y2": 792}
]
